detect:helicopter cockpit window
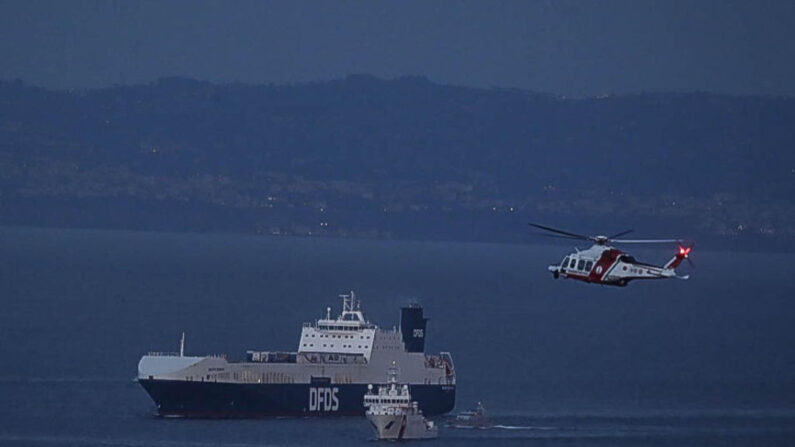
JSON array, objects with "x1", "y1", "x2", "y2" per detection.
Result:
[
  {"x1": 585, "y1": 261, "x2": 594, "y2": 271},
  {"x1": 562, "y1": 257, "x2": 570, "y2": 268},
  {"x1": 577, "y1": 259, "x2": 585, "y2": 270},
  {"x1": 569, "y1": 258, "x2": 576, "y2": 269}
]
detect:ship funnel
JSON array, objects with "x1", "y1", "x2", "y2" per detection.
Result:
[{"x1": 400, "y1": 304, "x2": 427, "y2": 353}]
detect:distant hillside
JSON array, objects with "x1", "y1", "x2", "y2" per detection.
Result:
[{"x1": 1, "y1": 76, "x2": 793, "y2": 249}]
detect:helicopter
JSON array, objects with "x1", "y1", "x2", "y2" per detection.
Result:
[{"x1": 529, "y1": 223, "x2": 693, "y2": 287}]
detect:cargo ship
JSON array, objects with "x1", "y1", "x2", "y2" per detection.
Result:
[{"x1": 137, "y1": 291, "x2": 456, "y2": 417}]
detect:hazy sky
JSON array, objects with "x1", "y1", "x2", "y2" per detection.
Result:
[{"x1": 1, "y1": 0, "x2": 793, "y2": 96}]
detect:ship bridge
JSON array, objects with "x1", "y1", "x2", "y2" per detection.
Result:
[{"x1": 298, "y1": 291, "x2": 378, "y2": 361}]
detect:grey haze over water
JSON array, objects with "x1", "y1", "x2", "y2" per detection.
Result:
[
  {"x1": 1, "y1": 0, "x2": 794, "y2": 96},
  {"x1": 0, "y1": 226, "x2": 793, "y2": 446}
]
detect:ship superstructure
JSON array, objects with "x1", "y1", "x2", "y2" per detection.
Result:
[{"x1": 137, "y1": 291, "x2": 455, "y2": 417}]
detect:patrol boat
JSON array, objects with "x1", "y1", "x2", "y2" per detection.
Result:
[
  {"x1": 446, "y1": 401, "x2": 493, "y2": 429},
  {"x1": 364, "y1": 364, "x2": 439, "y2": 440},
  {"x1": 137, "y1": 291, "x2": 456, "y2": 417}
]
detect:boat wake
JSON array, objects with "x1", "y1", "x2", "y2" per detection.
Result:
[{"x1": 492, "y1": 424, "x2": 563, "y2": 431}]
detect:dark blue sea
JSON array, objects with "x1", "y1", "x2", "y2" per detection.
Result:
[{"x1": 1, "y1": 226, "x2": 793, "y2": 446}]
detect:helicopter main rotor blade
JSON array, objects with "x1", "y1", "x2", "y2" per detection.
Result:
[
  {"x1": 535, "y1": 233, "x2": 586, "y2": 241},
  {"x1": 610, "y1": 239, "x2": 683, "y2": 244},
  {"x1": 528, "y1": 223, "x2": 590, "y2": 241},
  {"x1": 607, "y1": 229, "x2": 634, "y2": 239}
]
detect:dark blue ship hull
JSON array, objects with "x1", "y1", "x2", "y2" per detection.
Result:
[{"x1": 138, "y1": 379, "x2": 455, "y2": 418}]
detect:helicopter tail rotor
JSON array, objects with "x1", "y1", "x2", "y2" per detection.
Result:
[
  {"x1": 683, "y1": 243, "x2": 696, "y2": 269},
  {"x1": 664, "y1": 243, "x2": 694, "y2": 270}
]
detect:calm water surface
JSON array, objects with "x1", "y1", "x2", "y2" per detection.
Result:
[{"x1": 1, "y1": 227, "x2": 793, "y2": 446}]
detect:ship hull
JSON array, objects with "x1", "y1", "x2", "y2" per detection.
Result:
[
  {"x1": 367, "y1": 413, "x2": 438, "y2": 440},
  {"x1": 138, "y1": 379, "x2": 455, "y2": 418}
]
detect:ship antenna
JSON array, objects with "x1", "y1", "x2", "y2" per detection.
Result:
[
  {"x1": 179, "y1": 332, "x2": 185, "y2": 357},
  {"x1": 339, "y1": 292, "x2": 350, "y2": 313},
  {"x1": 326, "y1": 306, "x2": 331, "y2": 320}
]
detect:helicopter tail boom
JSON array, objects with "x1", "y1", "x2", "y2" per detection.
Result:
[{"x1": 664, "y1": 245, "x2": 693, "y2": 270}]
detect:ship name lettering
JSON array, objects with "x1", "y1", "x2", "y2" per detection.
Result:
[{"x1": 308, "y1": 387, "x2": 339, "y2": 411}]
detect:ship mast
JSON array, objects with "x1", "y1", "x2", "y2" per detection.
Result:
[{"x1": 387, "y1": 360, "x2": 399, "y2": 389}]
